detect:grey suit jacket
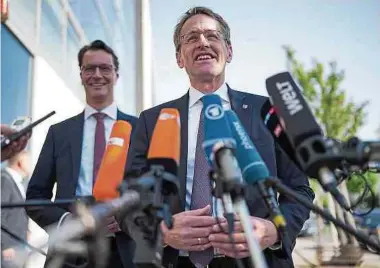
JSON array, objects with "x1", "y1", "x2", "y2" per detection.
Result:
[{"x1": 1, "y1": 169, "x2": 28, "y2": 250}]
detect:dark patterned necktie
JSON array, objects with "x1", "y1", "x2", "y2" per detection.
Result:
[
  {"x1": 92, "y1": 112, "x2": 106, "y2": 185},
  {"x1": 189, "y1": 98, "x2": 214, "y2": 268}
]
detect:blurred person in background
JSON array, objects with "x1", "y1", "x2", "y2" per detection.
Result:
[
  {"x1": 26, "y1": 40, "x2": 138, "y2": 268},
  {"x1": 1, "y1": 150, "x2": 32, "y2": 268}
]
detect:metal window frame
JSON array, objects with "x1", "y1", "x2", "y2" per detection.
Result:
[
  {"x1": 135, "y1": 0, "x2": 153, "y2": 113},
  {"x1": 93, "y1": 0, "x2": 113, "y2": 44}
]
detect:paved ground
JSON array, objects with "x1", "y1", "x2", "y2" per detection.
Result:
[{"x1": 293, "y1": 236, "x2": 380, "y2": 268}]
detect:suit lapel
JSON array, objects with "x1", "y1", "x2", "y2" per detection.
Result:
[
  {"x1": 116, "y1": 109, "x2": 126, "y2": 121},
  {"x1": 228, "y1": 86, "x2": 253, "y2": 135},
  {"x1": 69, "y1": 112, "x2": 85, "y2": 195}
]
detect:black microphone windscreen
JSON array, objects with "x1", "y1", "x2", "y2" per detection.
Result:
[{"x1": 265, "y1": 72, "x2": 322, "y2": 147}]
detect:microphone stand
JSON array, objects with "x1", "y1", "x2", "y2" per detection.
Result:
[
  {"x1": 46, "y1": 190, "x2": 141, "y2": 268},
  {"x1": 1, "y1": 168, "x2": 180, "y2": 268},
  {"x1": 295, "y1": 136, "x2": 379, "y2": 264},
  {"x1": 1, "y1": 197, "x2": 96, "y2": 268},
  {"x1": 120, "y1": 165, "x2": 180, "y2": 268},
  {"x1": 211, "y1": 148, "x2": 269, "y2": 268},
  {"x1": 1, "y1": 196, "x2": 95, "y2": 209},
  {"x1": 212, "y1": 175, "x2": 268, "y2": 268},
  {"x1": 264, "y1": 177, "x2": 380, "y2": 253}
]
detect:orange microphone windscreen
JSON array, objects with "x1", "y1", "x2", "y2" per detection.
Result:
[
  {"x1": 93, "y1": 120, "x2": 132, "y2": 201},
  {"x1": 147, "y1": 108, "x2": 180, "y2": 175}
]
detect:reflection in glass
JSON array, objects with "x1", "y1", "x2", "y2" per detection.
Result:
[
  {"x1": 112, "y1": 0, "x2": 136, "y2": 114},
  {"x1": 69, "y1": 0, "x2": 107, "y2": 42},
  {"x1": 67, "y1": 21, "x2": 81, "y2": 88},
  {"x1": 40, "y1": 0, "x2": 63, "y2": 69},
  {"x1": 7, "y1": 0, "x2": 37, "y2": 42},
  {"x1": 1, "y1": 25, "x2": 32, "y2": 125},
  {"x1": 67, "y1": 0, "x2": 137, "y2": 114}
]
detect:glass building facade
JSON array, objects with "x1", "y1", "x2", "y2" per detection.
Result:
[
  {"x1": 1, "y1": 2, "x2": 144, "y2": 266},
  {"x1": 1, "y1": 0, "x2": 138, "y2": 127},
  {"x1": 1, "y1": 23, "x2": 33, "y2": 125}
]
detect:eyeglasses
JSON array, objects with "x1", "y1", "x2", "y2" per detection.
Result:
[
  {"x1": 180, "y1": 30, "x2": 224, "y2": 45},
  {"x1": 81, "y1": 64, "x2": 115, "y2": 76}
]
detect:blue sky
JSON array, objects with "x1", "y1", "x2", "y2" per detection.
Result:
[{"x1": 150, "y1": 0, "x2": 380, "y2": 140}]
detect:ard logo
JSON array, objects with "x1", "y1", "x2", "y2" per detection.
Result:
[{"x1": 205, "y1": 104, "x2": 224, "y2": 120}]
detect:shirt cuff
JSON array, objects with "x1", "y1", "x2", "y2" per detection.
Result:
[{"x1": 57, "y1": 212, "x2": 71, "y2": 230}]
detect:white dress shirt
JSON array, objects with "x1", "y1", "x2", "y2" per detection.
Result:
[
  {"x1": 75, "y1": 102, "x2": 118, "y2": 196},
  {"x1": 185, "y1": 83, "x2": 231, "y2": 217},
  {"x1": 5, "y1": 167, "x2": 26, "y2": 199},
  {"x1": 59, "y1": 103, "x2": 118, "y2": 228},
  {"x1": 180, "y1": 84, "x2": 231, "y2": 257}
]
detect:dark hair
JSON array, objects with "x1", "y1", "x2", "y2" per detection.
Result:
[
  {"x1": 77, "y1": 40, "x2": 119, "y2": 71},
  {"x1": 173, "y1": 6, "x2": 231, "y2": 52}
]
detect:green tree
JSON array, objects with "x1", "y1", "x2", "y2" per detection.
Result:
[
  {"x1": 346, "y1": 172, "x2": 378, "y2": 194},
  {"x1": 283, "y1": 45, "x2": 378, "y2": 194}
]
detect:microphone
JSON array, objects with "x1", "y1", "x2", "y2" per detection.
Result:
[
  {"x1": 265, "y1": 72, "x2": 350, "y2": 211},
  {"x1": 48, "y1": 107, "x2": 182, "y2": 267},
  {"x1": 44, "y1": 120, "x2": 134, "y2": 268},
  {"x1": 225, "y1": 109, "x2": 287, "y2": 234},
  {"x1": 126, "y1": 108, "x2": 181, "y2": 268},
  {"x1": 47, "y1": 190, "x2": 141, "y2": 268},
  {"x1": 265, "y1": 73, "x2": 322, "y2": 148},
  {"x1": 260, "y1": 99, "x2": 302, "y2": 170},
  {"x1": 202, "y1": 94, "x2": 268, "y2": 268},
  {"x1": 147, "y1": 108, "x2": 180, "y2": 176},
  {"x1": 93, "y1": 120, "x2": 132, "y2": 201},
  {"x1": 341, "y1": 137, "x2": 380, "y2": 167},
  {"x1": 1, "y1": 111, "x2": 55, "y2": 149}
]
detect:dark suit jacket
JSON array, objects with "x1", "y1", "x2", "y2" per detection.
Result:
[
  {"x1": 1, "y1": 169, "x2": 28, "y2": 250},
  {"x1": 26, "y1": 109, "x2": 138, "y2": 268},
  {"x1": 127, "y1": 87, "x2": 315, "y2": 268}
]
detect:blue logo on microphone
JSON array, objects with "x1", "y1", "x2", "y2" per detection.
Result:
[{"x1": 205, "y1": 104, "x2": 224, "y2": 120}]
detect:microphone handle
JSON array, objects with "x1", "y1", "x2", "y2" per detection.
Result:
[
  {"x1": 257, "y1": 181, "x2": 293, "y2": 258},
  {"x1": 48, "y1": 190, "x2": 140, "y2": 254},
  {"x1": 215, "y1": 148, "x2": 268, "y2": 268},
  {"x1": 233, "y1": 197, "x2": 268, "y2": 268},
  {"x1": 1, "y1": 111, "x2": 56, "y2": 149},
  {"x1": 221, "y1": 193, "x2": 234, "y2": 219},
  {"x1": 367, "y1": 141, "x2": 380, "y2": 162},
  {"x1": 318, "y1": 168, "x2": 350, "y2": 210},
  {"x1": 265, "y1": 177, "x2": 380, "y2": 252},
  {"x1": 1, "y1": 197, "x2": 95, "y2": 209},
  {"x1": 257, "y1": 181, "x2": 286, "y2": 230}
]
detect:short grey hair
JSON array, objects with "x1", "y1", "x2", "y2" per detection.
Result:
[{"x1": 173, "y1": 6, "x2": 231, "y2": 52}]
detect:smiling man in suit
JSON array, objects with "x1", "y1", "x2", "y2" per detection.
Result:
[
  {"x1": 127, "y1": 6, "x2": 314, "y2": 268},
  {"x1": 26, "y1": 40, "x2": 137, "y2": 268}
]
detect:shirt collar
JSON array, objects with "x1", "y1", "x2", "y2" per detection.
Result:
[
  {"x1": 189, "y1": 83, "x2": 229, "y2": 108},
  {"x1": 84, "y1": 102, "x2": 117, "y2": 120},
  {"x1": 5, "y1": 167, "x2": 24, "y2": 185}
]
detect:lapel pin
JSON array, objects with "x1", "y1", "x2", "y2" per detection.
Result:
[{"x1": 242, "y1": 104, "x2": 248, "y2": 109}]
